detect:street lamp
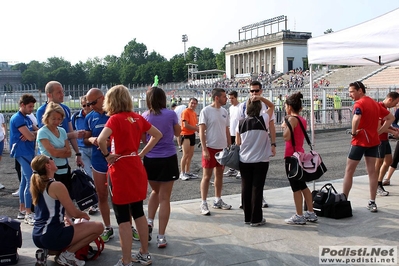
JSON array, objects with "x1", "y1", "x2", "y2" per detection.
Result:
[{"x1": 182, "y1": 34, "x2": 188, "y2": 60}]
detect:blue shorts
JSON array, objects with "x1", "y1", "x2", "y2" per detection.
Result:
[
  {"x1": 0, "y1": 140, "x2": 4, "y2": 156},
  {"x1": 33, "y1": 225, "x2": 74, "y2": 250},
  {"x1": 91, "y1": 154, "x2": 108, "y2": 173}
]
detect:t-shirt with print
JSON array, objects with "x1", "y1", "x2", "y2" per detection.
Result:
[
  {"x1": 199, "y1": 105, "x2": 229, "y2": 150},
  {"x1": 181, "y1": 108, "x2": 198, "y2": 135},
  {"x1": 352, "y1": 96, "x2": 390, "y2": 147}
]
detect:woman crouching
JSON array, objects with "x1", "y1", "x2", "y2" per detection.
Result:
[{"x1": 30, "y1": 155, "x2": 104, "y2": 266}]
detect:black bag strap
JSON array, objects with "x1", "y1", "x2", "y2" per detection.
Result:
[
  {"x1": 319, "y1": 183, "x2": 338, "y2": 194},
  {"x1": 285, "y1": 116, "x2": 314, "y2": 151}
]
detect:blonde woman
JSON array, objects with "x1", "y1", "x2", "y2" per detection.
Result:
[
  {"x1": 98, "y1": 85, "x2": 162, "y2": 266},
  {"x1": 37, "y1": 102, "x2": 72, "y2": 192}
]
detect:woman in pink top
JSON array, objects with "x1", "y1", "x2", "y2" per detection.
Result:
[{"x1": 281, "y1": 92, "x2": 318, "y2": 225}]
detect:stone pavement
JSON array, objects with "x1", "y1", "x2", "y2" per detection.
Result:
[{"x1": 15, "y1": 174, "x2": 399, "y2": 266}]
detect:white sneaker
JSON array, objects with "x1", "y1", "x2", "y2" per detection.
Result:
[
  {"x1": 200, "y1": 202, "x2": 210, "y2": 215},
  {"x1": 0, "y1": 183, "x2": 4, "y2": 189},
  {"x1": 187, "y1": 172, "x2": 199, "y2": 179},
  {"x1": 12, "y1": 189, "x2": 19, "y2": 197},
  {"x1": 235, "y1": 172, "x2": 241, "y2": 179},
  {"x1": 24, "y1": 213, "x2": 35, "y2": 226},
  {"x1": 180, "y1": 173, "x2": 190, "y2": 181},
  {"x1": 223, "y1": 169, "x2": 237, "y2": 177},
  {"x1": 57, "y1": 251, "x2": 85, "y2": 266}
]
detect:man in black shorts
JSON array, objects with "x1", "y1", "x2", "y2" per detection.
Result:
[{"x1": 180, "y1": 98, "x2": 199, "y2": 180}]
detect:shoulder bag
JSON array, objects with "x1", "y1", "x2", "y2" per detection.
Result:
[{"x1": 285, "y1": 116, "x2": 327, "y2": 182}]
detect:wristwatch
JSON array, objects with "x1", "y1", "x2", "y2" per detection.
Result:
[{"x1": 271, "y1": 143, "x2": 277, "y2": 147}]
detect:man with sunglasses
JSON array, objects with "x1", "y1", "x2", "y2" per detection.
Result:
[
  {"x1": 83, "y1": 88, "x2": 114, "y2": 242},
  {"x1": 238, "y1": 81, "x2": 276, "y2": 208},
  {"x1": 36, "y1": 81, "x2": 84, "y2": 167}
]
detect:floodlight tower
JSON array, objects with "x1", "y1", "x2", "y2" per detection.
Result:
[{"x1": 182, "y1": 34, "x2": 188, "y2": 60}]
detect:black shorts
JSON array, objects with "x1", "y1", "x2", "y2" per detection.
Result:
[
  {"x1": 112, "y1": 201, "x2": 144, "y2": 224},
  {"x1": 143, "y1": 154, "x2": 179, "y2": 182},
  {"x1": 377, "y1": 140, "x2": 392, "y2": 158},
  {"x1": 181, "y1": 134, "x2": 196, "y2": 146},
  {"x1": 348, "y1": 145, "x2": 379, "y2": 161}
]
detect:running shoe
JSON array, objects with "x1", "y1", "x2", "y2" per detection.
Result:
[
  {"x1": 57, "y1": 250, "x2": 85, "y2": 266},
  {"x1": 100, "y1": 227, "x2": 114, "y2": 242},
  {"x1": 35, "y1": 248, "x2": 48, "y2": 266},
  {"x1": 304, "y1": 211, "x2": 318, "y2": 222},
  {"x1": 131, "y1": 252, "x2": 152, "y2": 265},
  {"x1": 213, "y1": 199, "x2": 232, "y2": 210},
  {"x1": 262, "y1": 198, "x2": 269, "y2": 208},
  {"x1": 157, "y1": 235, "x2": 167, "y2": 248},
  {"x1": 24, "y1": 213, "x2": 35, "y2": 226},
  {"x1": 114, "y1": 259, "x2": 132, "y2": 266},
  {"x1": 377, "y1": 186, "x2": 389, "y2": 196},
  {"x1": 17, "y1": 210, "x2": 26, "y2": 220},
  {"x1": 223, "y1": 169, "x2": 237, "y2": 177},
  {"x1": 285, "y1": 214, "x2": 306, "y2": 225},
  {"x1": 132, "y1": 226, "x2": 140, "y2": 241},
  {"x1": 200, "y1": 202, "x2": 210, "y2": 215},
  {"x1": 12, "y1": 189, "x2": 19, "y2": 197},
  {"x1": 148, "y1": 223, "x2": 153, "y2": 242},
  {"x1": 250, "y1": 218, "x2": 266, "y2": 227},
  {"x1": 367, "y1": 201, "x2": 378, "y2": 212}
]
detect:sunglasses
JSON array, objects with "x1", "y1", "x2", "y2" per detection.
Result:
[
  {"x1": 250, "y1": 89, "x2": 260, "y2": 93},
  {"x1": 86, "y1": 96, "x2": 102, "y2": 107},
  {"x1": 81, "y1": 104, "x2": 88, "y2": 108}
]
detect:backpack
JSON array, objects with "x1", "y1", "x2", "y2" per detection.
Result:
[
  {"x1": 0, "y1": 216, "x2": 22, "y2": 265},
  {"x1": 74, "y1": 236, "x2": 104, "y2": 261},
  {"x1": 70, "y1": 168, "x2": 98, "y2": 210}
]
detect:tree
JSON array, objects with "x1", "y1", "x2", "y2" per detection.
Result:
[{"x1": 120, "y1": 39, "x2": 148, "y2": 66}]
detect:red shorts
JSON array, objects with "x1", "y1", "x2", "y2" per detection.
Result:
[{"x1": 202, "y1": 147, "x2": 224, "y2": 169}]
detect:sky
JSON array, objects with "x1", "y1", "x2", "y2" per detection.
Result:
[{"x1": 1, "y1": 0, "x2": 399, "y2": 65}]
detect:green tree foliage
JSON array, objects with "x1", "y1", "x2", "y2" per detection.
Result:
[{"x1": 11, "y1": 38, "x2": 226, "y2": 86}]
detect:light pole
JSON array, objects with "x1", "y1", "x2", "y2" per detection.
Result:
[{"x1": 182, "y1": 34, "x2": 188, "y2": 60}]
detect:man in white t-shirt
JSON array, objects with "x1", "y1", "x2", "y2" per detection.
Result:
[
  {"x1": 172, "y1": 103, "x2": 187, "y2": 151},
  {"x1": 224, "y1": 91, "x2": 241, "y2": 177},
  {"x1": 199, "y1": 88, "x2": 231, "y2": 215}
]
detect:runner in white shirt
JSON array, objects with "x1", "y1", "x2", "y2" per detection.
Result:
[
  {"x1": 198, "y1": 88, "x2": 232, "y2": 215},
  {"x1": 224, "y1": 91, "x2": 241, "y2": 177}
]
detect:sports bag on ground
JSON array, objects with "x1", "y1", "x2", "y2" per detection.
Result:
[
  {"x1": 0, "y1": 216, "x2": 22, "y2": 265},
  {"x1": 285, "y1": 116, "x2": 327, "y2": 182},
  {"x1": 312, "y1": 183, "x2": 352, "y2": 219},
  {"x1": 74, "y1": 236, "x2": 104, "y2": 261},
  {"x1": 70, "y1": 168, "x2": 98, "y2": 210}
]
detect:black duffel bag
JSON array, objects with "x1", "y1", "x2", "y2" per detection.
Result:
[
  {"x1": 312, "y1": 183, "x2": 352, "y2": 219},
  {"x1": 0, "y1": 216, "x2": 22, "y2": 265}
]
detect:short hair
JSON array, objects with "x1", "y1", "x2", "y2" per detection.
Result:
[
  {"x1": 246, "y1": 99, "x2": 262, "y2": 117},
  {"x1": 250, "y1": 80, "x2": 262, "y2": 90},
  {"x1": 285, "y1": 92, "x2": 304, "y2": 113},
  {"x1": 386, "y1": 91, "x2": 399, "y2": 100},
  {"x1": 188, "y1": 97, "x2": 198, "y2": 103},
  {"x1": 228, "y1": 91, "x2": 238, "y2": 98},
  {"x1": 104, "y1": 85, "x2": 133, "y2": 115},
  {"x1": 19, "y1": 94, "x2": 36, "y2": 105},
  {"x1": 211, "y1": 88, "x2": 225, "y2": 101},
  {"x1": 79, "y1": 95, "x2": 87, "y2": 103},
  {"x1": 45, "y1": 81, "x2": 62, "y2": 94},
  {"x1": 349, "y1": 81, "x2": 366, "y2": 94},
  {"x1": 42, "y1": 102, "x2": 65, "y2": 126},
  {"x1": 146, "y1": 87, "x2": 167, "y2": 115}
]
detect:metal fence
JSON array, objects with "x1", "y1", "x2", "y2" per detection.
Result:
[{"x1": 0, "y1": 85, "x2": 396, "y2": 136}]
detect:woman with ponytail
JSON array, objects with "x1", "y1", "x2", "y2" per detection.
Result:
[{"x1": 30, "y1": 155, "x2": 103, "y2": 266}]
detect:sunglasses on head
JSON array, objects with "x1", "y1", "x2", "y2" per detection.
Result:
[
  {"x1": 250, "y1": 89, "x2": 260, "y2": 93},
  {"x1": 86, "y1": 96, "x2": 102, "y2": 107}
]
